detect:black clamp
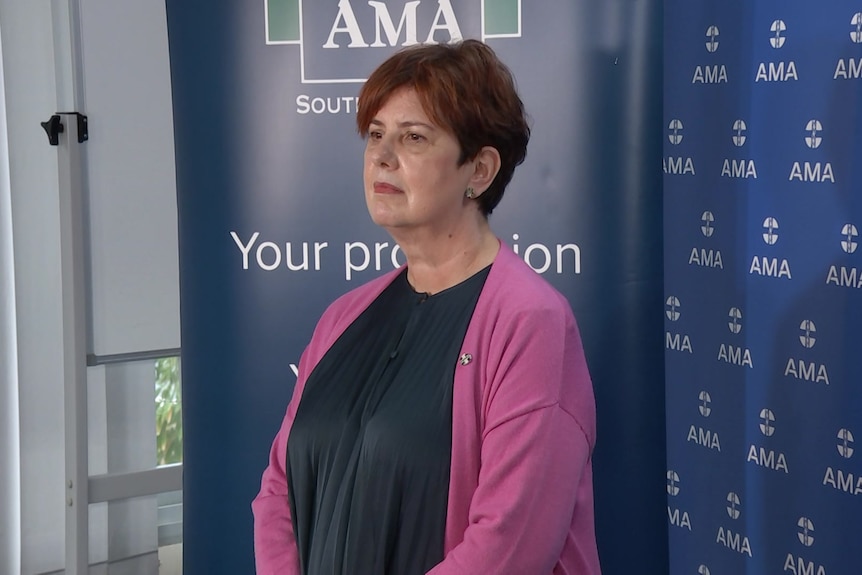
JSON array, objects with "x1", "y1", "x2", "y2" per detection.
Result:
[{"x1": 41, "y1": 113, "x2": 89, "y2": 146}]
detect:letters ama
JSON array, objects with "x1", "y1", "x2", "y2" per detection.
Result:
[{"x1": 323, "y1": 0, "x2": 462, "y2": 48}]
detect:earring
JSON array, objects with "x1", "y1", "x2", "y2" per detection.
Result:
[{"x1": 465, "y1": 187, "x2": 475, "y2": 199}]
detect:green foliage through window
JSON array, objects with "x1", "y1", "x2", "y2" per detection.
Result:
[{"x1": 155, "y1": 357, "x2": 182, "y2": 465}]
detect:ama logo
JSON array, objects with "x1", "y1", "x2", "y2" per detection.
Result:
[
  {"x1": 687, "y1": 391, "x2": 721, "y2": 451},
  {"x1": 721, "y1": 119, "x2": 757, "y2": 179},
  {"x1": 664, "y1": 119, "x2": 695, "y2": 175},
  {"x1": 666, "y1": 470, "x2": 692, "y2": 531},
  {"x1": 750, "y1": 217, "x2": 792, "y2": 280},
  {"x1": 784, "y1": 518, "x2": 826, "y2": 575},
  {"x1": 755, "y1": 20, "x2": 799, "y2": 82},
  {"x1": 692, "y1": 25, "x2": 728, "y2": 83},
  {"x1": 689, "y1": 211, "x2": 723, "y2": 270},
  {"x1": 789, "y1": 120, "x2": 835, "y2": 183},
  {"x1": 834, "y1": 13, "x2": 862, "y2": 79},
  {"x1": 746, "y1": 408, "x2": 789, "y2": 474},
  {"x1": 823, "y1": 428, "x2": 862, "y2": 496},
  {"x1": 265, "y1": 0, "x2": 521, "y2": 83},
  {"x1": 665, "y1": 296, "x2": 693, "y2": 354},
  {"x1": 826, "y1": 223, "x2": 862, "y2": 289},
  {"x1": 716, "y1": 491, "x2": 752, "y2": 556},
  {"x1": 718, "y1": 307, "x2": 754, "y2": 368},
  {"x1": 784, "y1": 320, "x2": 830, "y2": 386}
]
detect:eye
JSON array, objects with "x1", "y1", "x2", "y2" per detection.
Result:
[
  {"x1": 368, "y1": 130, "x2": 383, "y2": 140},
  {"x1": 405, "y1": 132, "x2": 426, "y2": 143}
]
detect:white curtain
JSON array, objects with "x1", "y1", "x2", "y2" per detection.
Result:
[{"x1": 0, "y1": 21, "x2": 22, "y2": 575}]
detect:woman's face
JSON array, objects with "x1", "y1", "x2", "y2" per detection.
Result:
[{"x1": 363, "y1": 88, "x2": 475, "y2": 237}]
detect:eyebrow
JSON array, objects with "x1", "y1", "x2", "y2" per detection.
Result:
[{"x1": 369, "y1": 119, "x2": 436, "y2": 130}]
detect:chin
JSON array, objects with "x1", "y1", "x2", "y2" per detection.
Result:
[
  {"x1": 368, "y1": 209, "x2": 395, "y2": 228},
  {"x1": 367, "y1": 202, "x2": 401, "y2": 227},
  {"x1": 371, "y1": 217, "x2": 405, "y2": 231},
  {"x1": 371, "y1": 213, "x2": 414, "y2": 235}
]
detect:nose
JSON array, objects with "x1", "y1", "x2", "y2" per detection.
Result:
[{"x1": 368, "y1": 138, "x2": 396, "y2": 169}]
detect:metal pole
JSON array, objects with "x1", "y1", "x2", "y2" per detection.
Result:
[
  {"x1": 51, "y1": 0, "x2": 90, "y2": 571},
  {"x1": 58, "y1": 112, "x2": 89, "y2": 575}
]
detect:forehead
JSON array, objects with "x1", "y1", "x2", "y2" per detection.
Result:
[{"x1": 372, "y1": 88, "x2": 433, "y2": 124}]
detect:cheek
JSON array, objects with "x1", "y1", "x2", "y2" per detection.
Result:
[
  {"x1": 420, "y1": 157, "x2": 463, "y2": 189},
  {"x1": 362, "y1": 155, "x2": 374, "y2": 185}
]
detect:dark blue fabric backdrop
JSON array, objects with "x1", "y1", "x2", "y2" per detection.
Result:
[
  {"x1": 664, "y1": 2, "x2": 862, "y2": 574},
  {"x1": 166, "y1": 1, "x2": 666, "y2": 573}
]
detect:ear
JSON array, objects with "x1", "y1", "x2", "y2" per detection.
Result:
[{"x1": 468, "y1": 146, "x2": 501, "y2": 197}]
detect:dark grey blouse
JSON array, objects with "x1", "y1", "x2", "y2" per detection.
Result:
[{"x1": 286, "y1": 267, "x2": 489, "y2": 575}]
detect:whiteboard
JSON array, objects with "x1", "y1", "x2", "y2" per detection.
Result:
[{"x1": 79, "y1": 0, "x2": 180, "y2": 357}]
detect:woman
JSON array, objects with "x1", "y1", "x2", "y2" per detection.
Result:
[{"x1": 253, "y1": 39, "x2": 600, "y2": 575}]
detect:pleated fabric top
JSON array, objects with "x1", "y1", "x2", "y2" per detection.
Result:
[{"x1": 286, "y1": 267, "x2": 490, "y2": 575}]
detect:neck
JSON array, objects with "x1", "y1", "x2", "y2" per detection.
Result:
[{"x1": 391, "y1": 219, "x2": 499, "y2": 295}]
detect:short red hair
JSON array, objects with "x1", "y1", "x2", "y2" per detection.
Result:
[{"x1": 357, "y1": 40, "x2": 530, "y2": 216}]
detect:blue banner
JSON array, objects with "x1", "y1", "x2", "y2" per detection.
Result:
[
  {"x1": 167, "y1": 1, "x2": 666, "y2": 572},
  {"x1": 664, "y1": 2, "x2": 862, "y2": 573}
]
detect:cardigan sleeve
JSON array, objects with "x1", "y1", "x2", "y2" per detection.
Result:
[
  {"x1": 251, "y1": 347, "x2": 309, "y2": 575},
  {"x1": 427, "y1": 302, "x2": 598, "y2": 575}
]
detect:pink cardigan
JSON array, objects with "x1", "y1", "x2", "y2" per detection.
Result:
[{"x1": 252, "y1": 243, "x2": 601, "y2": 574}]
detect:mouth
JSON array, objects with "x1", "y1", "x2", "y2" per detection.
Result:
[{"x1": 373, "y1": 181, "x2": 404, "y2": 195}]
